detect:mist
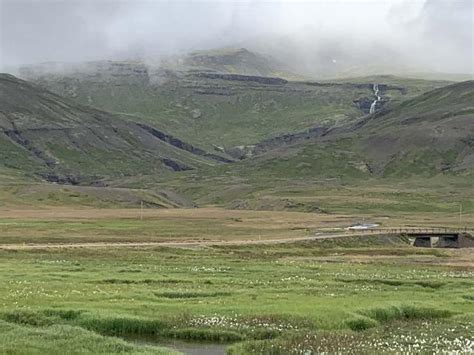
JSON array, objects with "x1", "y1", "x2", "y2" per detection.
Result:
[{"x1": 1, "y1": 0, "x2": 473, "y2": 77}]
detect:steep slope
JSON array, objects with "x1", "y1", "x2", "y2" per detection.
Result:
[
  {"x1": 352, "y1": 80, "x2": 474, "y2": 175},
  {"x1": 0, "y1": 74, "x2": 229, "y2": 184},
  {"x1": 227, "y1": 80, "x2": 474, "y2": 178}
]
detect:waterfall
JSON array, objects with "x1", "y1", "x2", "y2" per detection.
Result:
[
  {"x1": 369, "y1": 100, "x2": 377, "y2": 114},
  {"x1": 369, "y1": 83, "x2": 380, "y2": 114},
  {"x1": 373, "y1": 83, "x2": 379, "y2": 97}
]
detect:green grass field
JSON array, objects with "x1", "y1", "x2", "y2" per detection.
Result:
[
  {"x1": 0, "y1": 208, "x2": 472, "y2": 354},
  {"x1": 3, "y1": 44, "x2": 473, "y2": 354}
]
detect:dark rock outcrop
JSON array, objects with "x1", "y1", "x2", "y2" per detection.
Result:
[
  {"x1": 226, "y1": 126, "x2": 330, "y2": 159},
  {"x1": 160, "y1": 158, "x2": 192, "y2": 171},
  {"x1": 136, "y1": 123, "x2": 233, "y2": 163},
  {"x1": 194, "y1": 73, "x2": 288, "y2": 85}
]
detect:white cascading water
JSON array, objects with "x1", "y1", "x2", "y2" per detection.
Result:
[{"x1": 369, "y1": 83, "x2": 380, "y2": 114}]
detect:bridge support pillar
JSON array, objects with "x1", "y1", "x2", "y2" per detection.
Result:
[{"x1": 414, "y1": 236, "x2": 431, "y2": 248}]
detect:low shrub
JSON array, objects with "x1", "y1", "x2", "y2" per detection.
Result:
[
  {"x1": 79, "y1": 316, "x2": 166, "y2": 336},
  {"x1": 414, "y1": 281, "x2": 445, "y2": 289},
  {"x1": 43, "y1": 309, "x2": 83, "y2": 320},
  {"x1": 245, "y1": 327, "x2": 281, "y2": 340},
  {"x1": 346, "y1": 317, "x2": 378, "y2": 331},
  {"x1": 1, "y1": 310, "x2": 52, "y2": 326},
  {"x1": 361, "y1": 305, "x2": 452, "y2": 323},
  {"x1": 154, "y1": 291, "x2": 231, "y2": 298},
  {"x1": 337, "y1": 278, "x2": 445, "y2": 289}
]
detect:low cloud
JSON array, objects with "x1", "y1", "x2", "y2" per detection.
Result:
[{"x1": 1, "y1": 0, "x2": 472, "y2": 75}]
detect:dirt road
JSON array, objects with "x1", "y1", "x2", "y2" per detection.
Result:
[{"x1": 0, "y1": 231, "x2": 400, "y2": 250}]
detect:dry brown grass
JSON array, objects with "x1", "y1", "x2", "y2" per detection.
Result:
[
  {"x1": 0, "y1": 207, "x2": 472, "y2": 248},
  {"x1": 0, "y1": 207, "x2": 471, "y2": 227}
]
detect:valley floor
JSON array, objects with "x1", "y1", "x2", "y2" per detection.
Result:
[{"x1": 0, "y1": 208, "x2": 472, "y2": 354}]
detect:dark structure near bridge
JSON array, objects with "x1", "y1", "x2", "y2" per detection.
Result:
[{"x1": 410, "y1": 231, "x2": 474, "y2": 248}]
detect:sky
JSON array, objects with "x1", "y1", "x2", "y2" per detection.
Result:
[{"x1": 1, "y1": 0, "x2": 473, "y2": 75}]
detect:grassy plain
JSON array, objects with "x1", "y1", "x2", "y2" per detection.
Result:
[{"x1": 0, "y1": 207, "x2": 472, "y2": 353}]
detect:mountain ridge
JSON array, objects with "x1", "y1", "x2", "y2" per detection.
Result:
[{"x1": 14, "y1": 52, "x2": 453, "y2": 153}]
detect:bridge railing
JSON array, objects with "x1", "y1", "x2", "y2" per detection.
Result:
[{"x1": 346, "y1": 227, "x2": 473, "y2": 235}]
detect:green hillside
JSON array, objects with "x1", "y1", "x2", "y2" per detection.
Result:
[
  {"x1": 18, "y1": 50, "x2": 451, "y2": 151},
  {"x1": 4, "y1": 59, "x2": 472, "y2": 211},
  {"x1": 0, "y1": 74, "x2": 228, "y2": 185},
  {"x1": 353, "y1": 80, "x2": 474, "y2": 175},
  {"x1": 230, "y1": 80, "x2": 474, "y2": 178},
  {"x1": 19, "y1": 66, "x2": 366, "y2": 149},
  {"x1": 155, "y1": 81, "x2": 473, "y2": 212}
]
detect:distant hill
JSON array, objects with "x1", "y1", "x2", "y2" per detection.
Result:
[
  {"x1": 181, "y1": 48, "x2": 299, "y2": 79},
  {"x1": 0, "y1": 74, "x2": 229, "y2": 184},
  {"x1": 18, "y1": 48, "x2": 299, "y2": 83}
]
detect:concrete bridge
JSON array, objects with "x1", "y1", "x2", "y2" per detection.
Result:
[{"x1": 348, "y1": 228, "x2": 474, "y2": 248}]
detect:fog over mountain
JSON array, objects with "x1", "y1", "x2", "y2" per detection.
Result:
[{"x1": 1, "y1": 0, "x2": 472, "y2": 77}]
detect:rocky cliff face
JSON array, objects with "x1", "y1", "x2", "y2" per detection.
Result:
[
  {"x1": 183, "y1": 48, "x2": 285, "y2": 77},
  {"x1": 194, "y1": 73, "x2": 288, "y2": 85},
  {"x1": 18, "y1": 48, "x2": 290, "y2": 86},
  {"x1": 20, "y1": 61, "x2": 150, "y2": 85}
]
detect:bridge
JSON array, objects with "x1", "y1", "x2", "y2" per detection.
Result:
[{"x1": 348, "y1": 227, "x2": 474, "y2": 248}]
